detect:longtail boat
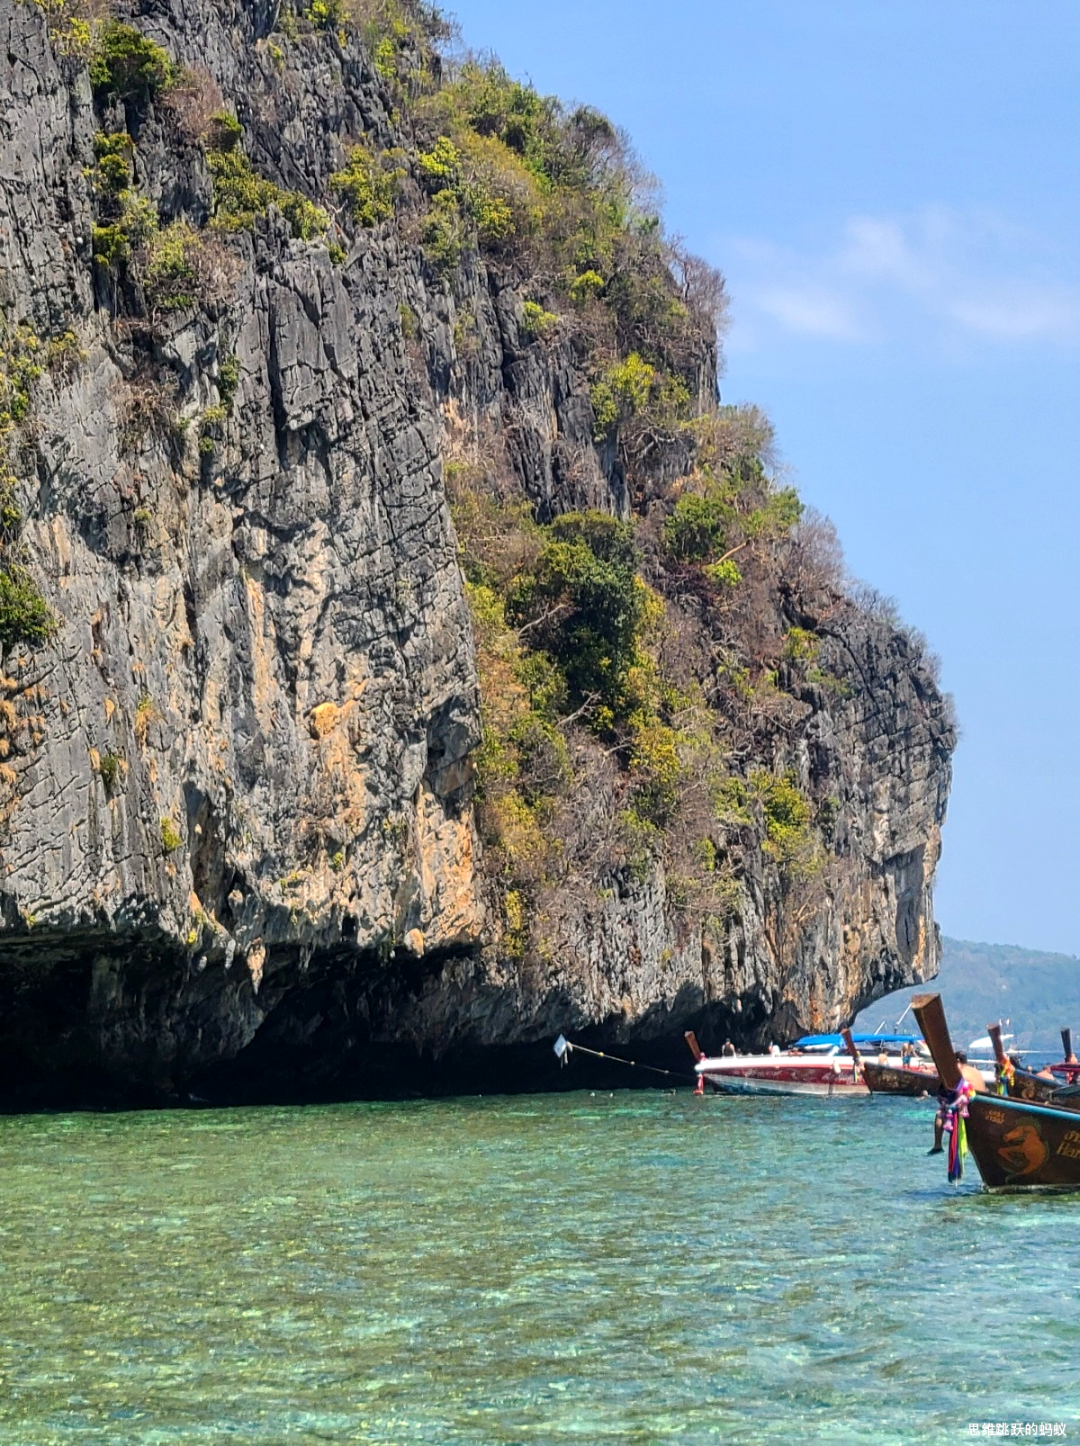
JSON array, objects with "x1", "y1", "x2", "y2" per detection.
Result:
[
  {"x1": 1053, "y1": 1027, "x2": 1080, "y2": 1083},
  {"x1": 913, "y1": 994, "x2": 1080, "y2": 1190},
  {"x1": 987, "y1": 1022, "x2": 1062, "y2": 1103},
  {"x1": 840, "y1": 1028, "x2": 939, "y2": 1096}
]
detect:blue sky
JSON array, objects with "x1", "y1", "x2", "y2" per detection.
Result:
[{"x1": 448, "y1": 0, "x2": 1080, "y2": 956}]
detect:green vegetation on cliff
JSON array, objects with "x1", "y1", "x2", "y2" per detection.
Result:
[
  {"x1": 449, "y1": 400, "x2": 828, "y2": 957},
  {"x1": 0, "y1": 328, "x2": 58, "y2": 653},
  {"x1": 412, "y1": 35, "x2": 849, "y2": 964},
  {"x1": 410, "y1": 54, "x2": 720, "y2": 400}
]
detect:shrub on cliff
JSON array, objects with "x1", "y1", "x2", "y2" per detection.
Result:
[
  {"x1": 0, "y1": 565, "x2": 55, "y2": 652},
  {"x1": 141, "y1": 223, "x2": 201, "y2": 309},
  {"x1": 521, "y1": 300, "x2": 559, "y2": 338},
  {"x1": 0, "y1": 329, "x2": 44, "y2": 433},
  {"x1": 431, "y1": 61, "x2": 552, "y2": 179},
  {"x1": 204, "y1": 113, "x2": 329, "y2": 240},
  {"x1": 589, "y1": 353, "x2": 655, "y2": 436},
  {"x1": 30, "y1": 0, "x2": 111, "y2": 59},
  {"x1": 87, "y1": 131, "x2": 160, "y2": 268},
  {"x1": 421, "y1": 189, "x2": 465, "y2": 272},
  {"x1": 506, "y1": 513, "x2": 645, "y2": 717},
  {"x1": 716, "y1": 771, "x2": 821, "y2": 877},
  {"x1": 465, "y1": 581, "x2": 568, "y2": 888},
  {"x1": 0, "y1": 497, "x2": 53, "y2": 656},
  {"x1": 415, "y1": 125, "x2": 540, "y2": 264},
  {"x1": 90, "y1": 22, "x2": 176, "y2": 102},
  {"x1": 141, "y1": 223, "x2": 241, "y2": 316},
  {"x1": 331, "y1": 145, "x2": 404, "y2": 226},
  {"x1": 569, "y1": 269, "x2": 605, "y2": 306},
  {"x1": 0, "y1": 353, "x2": 55, "y2": 656},
  {"x1": 414, "y1": 55, "x2": 724, "y2": 386},
  {"x1": 663, "y1": 494, "x2": 728, "y2": 563},
  {"x1": 90, "y1": 131, "x2": 132, "y2": 197},
  {"x1": 655, "y1": 406, "x2": 804, "y2": 594}
]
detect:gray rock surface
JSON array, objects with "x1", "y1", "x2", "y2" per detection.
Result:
[{"x1": 0, "y1": 0, "x2": 954, "y2": 1104}]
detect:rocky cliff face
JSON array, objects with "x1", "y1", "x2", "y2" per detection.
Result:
[{"x1": 0, "y1": 0, "x2": 954, "y2": 1106}]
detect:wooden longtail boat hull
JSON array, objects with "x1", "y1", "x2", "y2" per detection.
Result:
[
  {"x1": 861, "y1": 1061, "x2": 939, "y2": 1096},
  {"x1": 1006, "y1": 1068, "x2": 1072, "y2": 1105},
  {"x1": 914, "y1": 993, "x2": 1080, "y2": 1190},
  {"x1": 838, "y1": 1027, "x2": 938, "y2": 1097},
  {"x1": 964, "y1": 1094, "x2": 1080, "y2": 1189}
]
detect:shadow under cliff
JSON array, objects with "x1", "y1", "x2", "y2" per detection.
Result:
[{"x1": 0, "y1": 928, "x2": 764, "y2": 1112}]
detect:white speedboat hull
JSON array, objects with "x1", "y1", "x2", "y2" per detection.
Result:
[{"x1": 696, "y1": 1052, "x2": 868, "y2": 1097}]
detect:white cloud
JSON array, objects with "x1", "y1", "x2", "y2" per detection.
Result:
[
  {"x1": 755, "y1": 285, "x2": 869, "y2": 341},
  {"x1": 839, "y1": 215, "x2": 929, "y2": 287},
  {"x1": 727, "y1": 206, "x2": 1080, "y2": 349},
  {"x1": 945, "y1": 287, "x2": 1080, "y2": 342}
]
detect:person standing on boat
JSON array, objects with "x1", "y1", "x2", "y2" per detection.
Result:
[
  {"x1": 929, "y1": 1051, "x2": 985, "y2": 1153},
  {"x1": 721, "y1": 1039, "x2": 736, "y2": 1057},
  {"x1": 956, "y1": 1052, "x2": 986, "y2": 1093}
]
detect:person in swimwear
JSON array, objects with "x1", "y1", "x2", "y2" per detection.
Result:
[
  {"x1": 956, "y1": 1050, "x2": 986, "y2": 1092},
  {"x1": 929, "y1": 1050, "x2": 985, "y2": 1153}
]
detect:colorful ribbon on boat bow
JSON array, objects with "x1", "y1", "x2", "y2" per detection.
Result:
[
  {"x1": 939, "y1": 1078, "x2": 974, "y2": 1183},
  {"x1": 995, "y1": 1057, "x2": 1014, "y2": 1097}
]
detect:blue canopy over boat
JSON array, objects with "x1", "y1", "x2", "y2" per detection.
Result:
[{"x1": 792, "y1": 1033, "x2": 924, "y2": 1049}]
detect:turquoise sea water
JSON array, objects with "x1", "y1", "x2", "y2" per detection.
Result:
[{"x1": 1, "y1": 1090, "x2": 1078, "y2": 1445}]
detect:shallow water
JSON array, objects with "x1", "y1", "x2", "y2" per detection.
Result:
[{"x1": 1, "y1": 1090, "x2": 1078, "y2": 1444}]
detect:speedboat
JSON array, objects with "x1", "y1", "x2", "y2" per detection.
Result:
[{"x1": 684, "y1": 1031, "x2": 932, "y2": 1098}]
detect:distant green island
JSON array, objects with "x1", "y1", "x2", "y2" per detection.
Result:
[{"x1": 853, "y1": 937, "x2": 1080, "y2": 1058}]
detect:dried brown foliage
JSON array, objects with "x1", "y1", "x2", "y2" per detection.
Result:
[
  {"x1": 669, "y1": 241, "x2": 730, "y2": 345},
  {"x1": 688, "y1": 404, "x2": 776, "y2": 475},
  {"x1": 785, "y1": 510, "x2": 845, "y2": 606},
  {"x1": 162, "y1": 68, "x2": 225, "y2": 145},
  {"x1": 188, "y1": 231, "x2": 243, "y2": 313},
  {"x1": 445, "y1": 430, "x2": 545, "y2": 589},
  {"x1": 115, "y1": 371, "x2": 178, "y2": 455}
]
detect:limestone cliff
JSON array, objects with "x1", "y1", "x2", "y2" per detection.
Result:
[{"x1": 0, "y1": 0, "x2": 954, "y2": 1105}]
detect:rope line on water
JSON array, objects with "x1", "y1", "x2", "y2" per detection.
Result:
[{"x1": 559, "y1": 1039, "x2": 698, "y2": 1083}]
